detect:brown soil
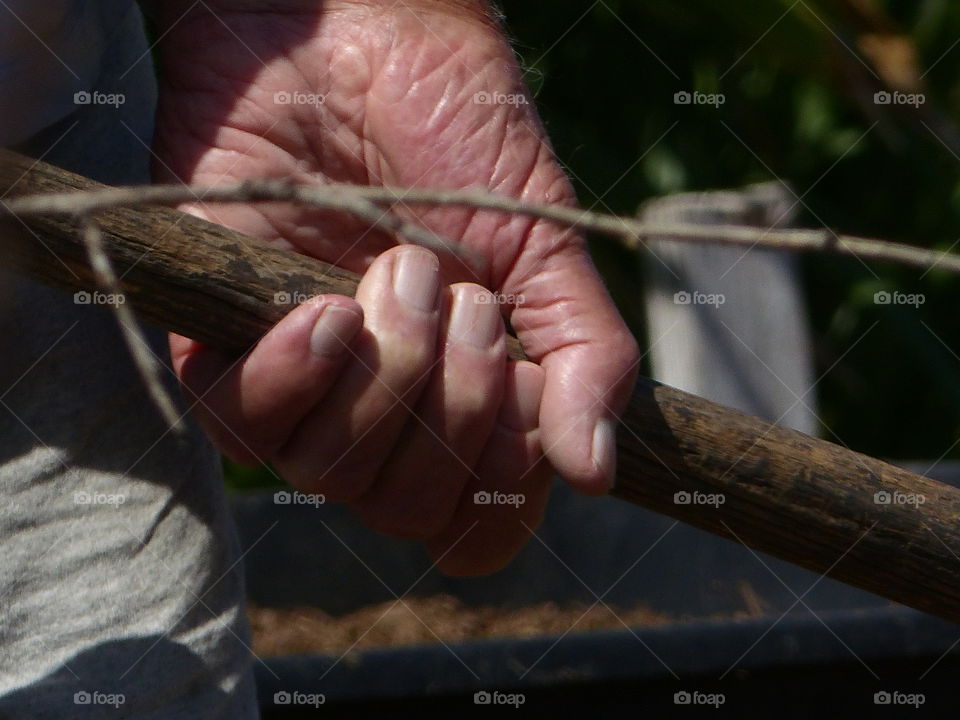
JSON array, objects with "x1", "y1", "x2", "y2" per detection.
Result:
[{"x1": 248, "y1": 594, "x2": 675, "y2": 657}]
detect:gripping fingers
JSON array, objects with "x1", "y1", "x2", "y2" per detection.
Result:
[
  {"x1": 424, "y1": 360, "x2": 552, "y2": 576},
  {"x1": 351, "y1": 283, "x2": 507, "y2": 539},
  {"x1": 171, "y1": 295, "x2": 363, "y2": 464},
  {"x1": 273, "y1": 246, "x2": 443, "y2": 501}
]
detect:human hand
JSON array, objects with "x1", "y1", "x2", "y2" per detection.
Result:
[{"x1": 151, "y1": 0, "x2": 639, "y2": 573}]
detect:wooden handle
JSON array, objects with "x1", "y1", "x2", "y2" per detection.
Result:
[{"x1": 3, "y1": 148, "x2": 959, "y2": 623}]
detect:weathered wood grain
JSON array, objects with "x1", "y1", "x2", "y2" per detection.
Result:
[{"x1": 2, "y1": 148, "x2": 959, "y2": 624}]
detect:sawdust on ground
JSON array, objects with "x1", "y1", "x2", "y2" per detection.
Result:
[{"x1": 248, "y1": 594, "x2": 675, "y2": 657}]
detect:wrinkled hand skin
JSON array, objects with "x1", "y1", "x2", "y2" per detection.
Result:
[{"x1": 151, "y1": 0, "x2": 639, "y2": 575}]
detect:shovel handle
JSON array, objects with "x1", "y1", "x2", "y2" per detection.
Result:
[{"x1": 3, "y1": 148, "x2": 959, "y2": 623}]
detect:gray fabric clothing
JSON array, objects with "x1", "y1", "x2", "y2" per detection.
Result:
[{"x1": 0, "y1": 3, "x2": 258, "y2": 718}]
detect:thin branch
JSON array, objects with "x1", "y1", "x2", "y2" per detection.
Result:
[
  {"x1": 343, "y1": 185, "x2": 960, "y2": 275},
  {"x1": 3, "y1": 180, "x2": 959, "y2": 275},
  {"x1": 80, "y1": 217, "x2": 183, "y2": 432},
  {"x1": 5, "y1": 181, "x2": 486, "y2": 269}
]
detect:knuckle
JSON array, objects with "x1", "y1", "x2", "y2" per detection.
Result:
[
  {"x1": 381, "y1": 329, "x2": 436, "y2": 375},
  {"x1": 611, "y1": 329, "x2": 641, "y2": 371},
  {"x1": 354, "y1": 481, "x2": 461, "y2": 540},
  {"x1": 273, "y1": 455, "x2": 373, "y2": 503},
  {"x1": 451, "y1": 375, "x2": 500, "y2": 419},
  {"x1": 359, "y1": 506, "x2": 452, "y2": 541},
  {"x1": 442, "y1": 356, "x2": 505, "y2": 422},
  {"x1": 203, "y1": 421, "x2": 269, "y2": 466}
]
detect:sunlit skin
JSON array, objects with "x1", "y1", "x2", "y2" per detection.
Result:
[{"x1": 149, "y1": 0, "x2": 639, "y2": 574}]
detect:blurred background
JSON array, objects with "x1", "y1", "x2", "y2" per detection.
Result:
[
  {"x1": 226, "y1": 0, "x2": 960, "y2": 489},
  {"x1": 224, "y1": 2, "x2": 960, "y2": 711}
]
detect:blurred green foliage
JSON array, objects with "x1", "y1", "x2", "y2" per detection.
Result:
[
  {"x1": 503, "y1": 0, "x2": 960, "y2": 461},
  {"x1": 225, "y1": 0, "x2": 960, "y2": 490}
]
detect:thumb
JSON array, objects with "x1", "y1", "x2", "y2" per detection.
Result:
[{"x1": 508, "y1": 235, "x2": 640, "y2": 495}]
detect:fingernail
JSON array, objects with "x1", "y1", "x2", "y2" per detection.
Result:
[
  {"x1": 449, "y1": 287, "x2": 500, "y2": 348},
  {"x1": 310, "y1": 304, "x2": 361, "y2": 358},
  {"x1": 592, "y1": 417, "x2": 617, "y2": 489},
  {"x1": 393, "y1": 249, "x2": 440, "y2": 312}
]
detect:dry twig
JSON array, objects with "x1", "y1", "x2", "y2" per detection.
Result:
[
  {"x1": 78, "y1": 217, "x2": 183, "y2": 431},
  {"x1": 4, "y1": 180, "x2": 960, "y2": 275}
]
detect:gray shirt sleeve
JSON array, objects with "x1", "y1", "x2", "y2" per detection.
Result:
[{"x1": 0, "y1": 3, "x2": 259, "y2": 717}]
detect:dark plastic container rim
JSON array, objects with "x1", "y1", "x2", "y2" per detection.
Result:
[{"x1": 254, "y1": 605, "x2": 960, "y2": 703}]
